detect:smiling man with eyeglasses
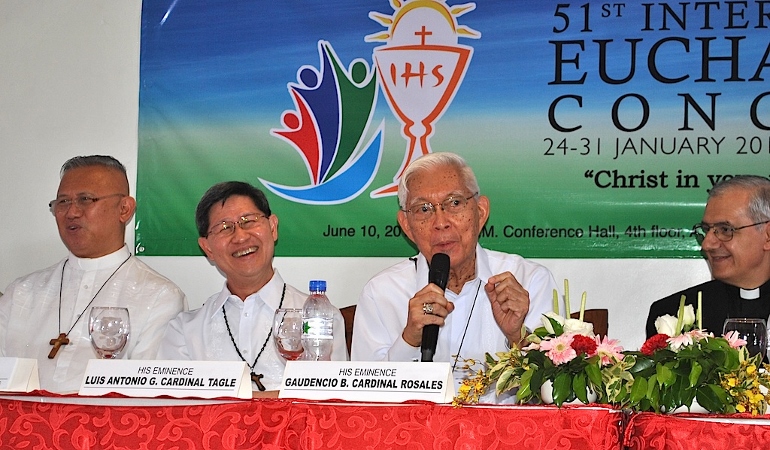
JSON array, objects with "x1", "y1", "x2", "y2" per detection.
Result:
[
  {"x1": 158, "y1": 181, "x2": 348, "y2": 392},
  {"x1": 351, "y1": 152, "x2": 557, "y2": 403},
  {"x1": 646, "y1": 175, "x2": 770, "y2": 338},
  {"x1": 0, "y1": 155, "x2": 186, "y2": 393}
]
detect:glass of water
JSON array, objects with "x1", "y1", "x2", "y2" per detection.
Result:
[
  {"x1": 723, "y1": 318, "x2": 767, "y2": 358},
  {"x1": 89, "y1": 307, "x2": 130, "y2": 359},
  {"x1": 273, "y1": 308, "x2": 305, "y2": 361}
]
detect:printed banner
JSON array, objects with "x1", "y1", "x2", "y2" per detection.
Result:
[{"x1": 136, "y1": 0, "x2": 770, "y2": 258}]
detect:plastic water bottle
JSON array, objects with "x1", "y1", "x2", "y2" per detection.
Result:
[{"x1": 302, "y1": 280, "x2": 334, "y2": 361}]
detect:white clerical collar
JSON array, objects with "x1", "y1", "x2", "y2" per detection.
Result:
[
  {"x1": 740, "y1": 287, "x2": 761, "y2": 300},
  {"x1": 70, "y1": 245, "x2": 131, "y2": 271}
]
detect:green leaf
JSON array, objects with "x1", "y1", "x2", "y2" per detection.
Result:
[
  {"x1": 585, "y1": 363, "x2": 602, "y2": 387},
  {"x1": 552, "y1": 372, "x2": 572, "y2": 406},
  {"x1": 696, "y1": 384, "x2": 730, "y2": 413},
  {"x1": 487, "y1": 361, "x2": 508, "y2": 380},
  {"x1": 723, "y1": 348, "x2": 740, "y2": 371},
  {"x1": 647, "y1": 379, "x2": 661, "y2": 411},
  {"x1": 573, "y1": 373, "x2": 588, "y2": 403},
  {"x1": 533, "y1": 327, "x2": 549, "y2": 338},
  {"x1": 628, "y1": 356, "x2": 656, "y2": 376},
  {"x1": 496, "y1": 367, "x2": 516, "y2": 394},
  {"x1": 605, "y1": 378, "x2": 622, "y2": 403},
  {"x1": 656, "y1": 364, "x2": 675, "y2": 387},
  {"x1": 630, "y1": 376, "x2": 648, "y2": 403},
  {"x1": 517, "y1": 368, "x2": 535, "y2": 402},
  {"x1": 546, "y1": 316, "x2": 564, "y2": 336},
  {"x1": 688, "y1": 361, "x2": 702, "y2": 387},
  {"x1": 530, "y1": 365, "x2": 544, "y2": 391},
  {"x1": 672, "y1": 375, "x2": 694, "y2": 409}
]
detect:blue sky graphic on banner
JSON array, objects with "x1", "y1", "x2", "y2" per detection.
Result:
[{"x1": 137, "y1": 0, "x2": 770, "y2": 257}]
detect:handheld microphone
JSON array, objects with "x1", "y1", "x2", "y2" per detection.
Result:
[{"x1": 421, "y1": 253, "x2": 450, "y2": 362}]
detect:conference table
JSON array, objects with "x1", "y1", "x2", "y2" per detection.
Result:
[
  {"x1": 2, "y1": 392, "x2": 770, "y2": 449},
  {"x1": 0, "y1": 392, "x2": 623, "y2": 449}
]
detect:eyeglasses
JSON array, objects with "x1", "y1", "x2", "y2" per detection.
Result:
[
  {"x1": 49, "y1": 193, "x2": 125, "y2": 213},
  {"x1": 402, "y1": 192, "x2": 478, "y2": 221},
  {"x1": 692, "y1": 220, "x2": 770, "y2": 243},
  {"x1": 206, "y1": 213, "x2": 266, "y2": 237}
]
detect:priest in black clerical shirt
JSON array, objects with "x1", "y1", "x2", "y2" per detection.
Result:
[{"x1": 646, "y1": 175, "x2": 770, "y2": 338}]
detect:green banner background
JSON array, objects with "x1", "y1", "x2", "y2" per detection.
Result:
[{"x1": 136, "y1": 1, "x2": 770, "y2": 258}]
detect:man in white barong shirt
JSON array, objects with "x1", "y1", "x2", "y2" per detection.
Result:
[
  {"x1": 158, "y1": 181, "x2": 347, "y2": 391},
  {"x1": 351, "y1": 152, "x2": 557, "y2": 401},
  {"x1": 0, "y1": 156, "x2": 186, "y2": 393}
]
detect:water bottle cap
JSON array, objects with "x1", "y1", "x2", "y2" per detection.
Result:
[{"x1": 309, "y1": 280, "x2": 327, "y2": 292}]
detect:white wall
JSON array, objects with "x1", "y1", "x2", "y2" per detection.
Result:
[{"x1": 0, "y1": 0, "x2": 712, "y2": 350}]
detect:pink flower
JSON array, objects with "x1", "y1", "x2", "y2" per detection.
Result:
[
  {"x1": 724, "y1": 330, "x2": 748, "y2": 349},
  {"x1": 539, "y1": 334, "x2": 577, "y2": 365},
  {"x1": 667, "y1": 333, "x2": 693, "y2": 351},
  {"x1": 594, "y1": 335, "x2": 624, "y2": 366},
  {"x1": 687, "y1": 329, "x2": 713, "y2": 342}
]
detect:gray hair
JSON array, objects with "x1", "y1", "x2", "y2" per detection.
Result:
[
  {"x1": 709, "y1": 175, "x2": 770, "y2": 222},
  {"x1": 60, "y1": 155, "x2": 127, "y2": 178},
  {"x1": 397, "y1": 152, "x2": 480, "y2": 209}
]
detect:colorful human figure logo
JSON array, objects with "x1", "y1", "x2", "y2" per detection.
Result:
[{"x1": 262, "y1": 41, "x2": 383, "y2": 205}]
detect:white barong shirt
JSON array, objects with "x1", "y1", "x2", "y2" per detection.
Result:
[
  {"x1": 0, "y1": 245, "x2": 187, "y2": 393},
  {"x1": 351, "y1": 245, "x2": 557, "y2": 401}
]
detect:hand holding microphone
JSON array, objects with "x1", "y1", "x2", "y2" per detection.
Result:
[{"x1": 421, "y1": 253, "x2": 450, "y2": 362}]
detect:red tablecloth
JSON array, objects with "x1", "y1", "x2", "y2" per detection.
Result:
[
  {"x1": 624, "y1": 412, "x2": 770, "y2": 450},
  {"x1": 0, "y1": 396, "x2": 624, "y2": 449}
]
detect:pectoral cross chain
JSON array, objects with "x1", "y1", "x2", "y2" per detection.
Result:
[
  {"x1": 48, "y1": 333, "x2": 70, "y2": 359},
  {"x1": 251, "y1": 373, "x2": 266, "y2": 391}
]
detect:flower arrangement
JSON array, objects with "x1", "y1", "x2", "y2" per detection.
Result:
[
  {"x1": 454, "y1": 281, "x2": 625, "y2": 407},
  {"x1": 454, "y1": 285, "x2": 770, "y2": 414},
  {"x1": 627, "y1": 295, "x2": 770, "y2": 414}
]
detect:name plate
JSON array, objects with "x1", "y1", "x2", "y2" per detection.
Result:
[
  {"x1": 279, "y1": 361, "x2": 455, "y2": 403},
  {"x1": 0, "y1": 357, "x2": 40, "y2": 392},
  {"x1": 78, "y1": 360, "x2": 252, "y2": 399}
]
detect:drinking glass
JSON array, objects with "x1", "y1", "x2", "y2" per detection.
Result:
[
  {"x1": 723, "y1": 318, "x2": 767, "y2": 358},
  {"x1": 89, "y1": 307, "x2": 130, "y2": 359},
  {"x1": 273, "y1": 308, "x2": 305, "y2": 360}
]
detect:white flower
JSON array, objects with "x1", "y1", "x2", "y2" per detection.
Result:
[
  {"x1": 655, "y1": 314, "x2": 679, "y2": 336},
  {"x1": 563, "y1": 318, "x2": 594, "y2": 336},
  {"x1": 541, "y1": 312, "x2": 565, "y2": 334},
  {"x1": 681, "y1": 305, "x2": 695, "y2": 327}
]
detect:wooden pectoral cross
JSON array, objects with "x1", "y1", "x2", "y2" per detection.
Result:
[
  {"x1": 251, "y1": 372, "x2": 266, "y2": 391},
  {"x1": 48, "y1": 333, "x2": 70, "y2": 359}
]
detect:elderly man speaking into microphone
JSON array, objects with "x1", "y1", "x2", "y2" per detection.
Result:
[{"x1": 351, "y1": 152, "x2": 557, "y2": 399}]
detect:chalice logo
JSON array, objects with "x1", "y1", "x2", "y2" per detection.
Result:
[{"x1": 367, "y1": 0, "x2": 480, "y2": 197}]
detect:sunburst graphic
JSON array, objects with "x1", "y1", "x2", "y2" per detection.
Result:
[
  {"x1": 366, "y1": 0, "x2": 479, "y2": 43},
  {"x1": 366, "y1": 0, "x2": 480, "y2": 198}
]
